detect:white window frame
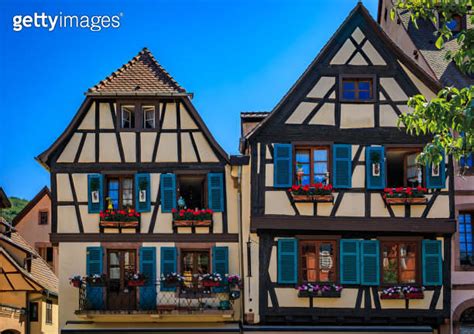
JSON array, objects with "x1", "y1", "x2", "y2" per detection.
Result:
[
  {"x1": 143, "y1": 105, "x2": 156, "y2": 129},
  {"x1": 121, "y1": 105, "x2": 135, "y2": 129}
]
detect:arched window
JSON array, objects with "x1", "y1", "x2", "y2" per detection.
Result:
[{"x1": 460, "y1": 308, "x2": 474, "y2": 334}]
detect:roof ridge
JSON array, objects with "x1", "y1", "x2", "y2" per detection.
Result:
[{"x1": 87, "y1": 47, "x2": 185, "y2": 94}]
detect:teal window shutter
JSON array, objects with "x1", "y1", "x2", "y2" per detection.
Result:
[
  {"x1": 333, "y1": 144, "x2": 352, "y2": 188},
  {"x1": 208, "y1": 173, "x2": 224, "y2": 212},
  {"x1": 87, "y1": 174, "x2": 103, "y2": 213},
  {"x1": 340, "y1": 239, "x2": 360, "y2": 284},
  {"x1": 422, "y1": 240, "x2": 442, "y2": 286},
  {"x1": 212, "y1": 246, "x2": 229, "y2": 292},
  {"x1": 160, "y1": 247, "x2": 177, "y2": 291},
  {"x1": 426, "y1": 152, "x2": 446, "y2": 189},
  {"x1": 139, "y1": 247, "x2": 157, "y2": 310},
  {"x1": 86, "y1": 247, "x2": 104, "y2": 309},
  {"x1": 366, "y1": 146, "x2": 386, "y2": 189},
  {"x1": 361, "y1": 240, "x2": 380, "y2": 286},
  {"x1": 160, "y1": 174, "x2": 176, "y2": 213},
  {"x1": 277, "y1": 238, "x2": 297, "y2": 284},
  {"x1": 273, "y1": 144, "x2": 293, "y2": 188},
  {"x1": 135, "y1": 173, "x2": 151, "y2": 212}
]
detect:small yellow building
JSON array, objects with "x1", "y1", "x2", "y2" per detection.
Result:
[{"x1": 0, "y1": 190, "x2": 59, "y2": 334}]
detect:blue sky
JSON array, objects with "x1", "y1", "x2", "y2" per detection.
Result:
[{"x1": 0, "y1": 0, "x2": 378, "y2": 200}]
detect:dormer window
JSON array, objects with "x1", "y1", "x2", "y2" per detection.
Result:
[
  {"x1": 121, "y1": 105, "x2": 135, "y2": 129},
  {"x1": 340, "y1": 76, "x2": 375, "y2": 102},
  {"x1": 143, "y1": 105, "x2": 156, "y2": 129}
]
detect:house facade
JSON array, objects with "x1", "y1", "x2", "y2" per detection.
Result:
[
  {"x1": 0, "y1": 189, "x2": 59, "y2": 334},
  {"x1": 378, "y1": 2, "x2": 474, "y2": 333},
  {"x1": 13, "y1": 186, "x2": 58, "y2": 275},
  {"x1": 239, "y1": 4, "x2": 454, "y2": 334},
  {"x1": 37, "y1": 48, "x2": 242, "y2": 333}
]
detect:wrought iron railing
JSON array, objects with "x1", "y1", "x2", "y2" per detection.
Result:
[{"x1": 76, "y1": 280, "x2": 239, "y2": 313}]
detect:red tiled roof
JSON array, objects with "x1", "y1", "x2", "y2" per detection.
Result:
[{"x1": 87, "y1": 47, "x2": 186, "y2": 95}]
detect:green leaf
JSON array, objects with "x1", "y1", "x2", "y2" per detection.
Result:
[
  {"x1": 435, "y1": 36, "x2": 444, "y2": 49},
  {"x1": 390, "y1": 8, "x2": 396, "y2": 21}
]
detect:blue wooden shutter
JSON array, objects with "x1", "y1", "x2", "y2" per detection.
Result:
[
  {"x1": 86, "y1": 247, "x2": 104, "y2": 310},
  {"x1": 208, "y1": 173, "x2": 224, "y2": 212},
  {"x1": 135, "y1": 173, "x2": 151, "y2": 212},
  {"x1": 426, "y1": 153, "x2": 446, "y2": 189},
  {"x1": 340, "y1": 239, "x2": 360, "y2": 284},
  {"x1": 460, "y1": 153, "x2": 473, "y2": 169},
  {"x1": 87, "y1": 174, "x2": 103, "y2": 213},
  {"x1": 422, "y1": 240, "x2": 442, "y2": 286},
  {"x1": 366, "y1": 146, "x2": 386, "y2": 189},
  {"x1": 277, "y1": 238, "x2": 297, "y2": 284},
  {"x1": 212, "y1": 246, "x2": 229, "y2": 292},
  {"x1": 160, "y1": 174, "x2": 176, "y2": 213},
  {"x1": 333, "y1": 144, "x2": 352, "y2": 188},
  {"x1": 273, "y1": 144, "x2": 293, "y2": 188},
  {"x1": 160, "y1": 247, "x2": 177, "y2": 291},
  {"x1": 361, "y1": 240, "x2": 380, "y2": 286},
  {"x1": 139, "y1": 247, "x2": 156, "y2": 310}
]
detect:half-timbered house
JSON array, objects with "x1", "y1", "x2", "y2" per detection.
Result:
[
  {"x1": 37, "y1": 48, "x2": 241, "y2": 333},
  {"x1": 239, "y1": 4, "x2": 454, "y2": 334}
]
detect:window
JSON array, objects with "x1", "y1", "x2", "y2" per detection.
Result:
[
  {"x1": 295, "y1": 146, "x2": 330, "y2": 185},
  {"x1": 177, "y1": 175, "x2": 206, "y2": 210},
  {"x1": 106, "y1": 176, "x2": 134, "y2": 209},
  {"x1": 39, "y1": 211, "x2": 48, "y2": 225},
  {"x1": 143, "y1": 105, "x2": 156, "y2": 129},
  {"x1": 38, "y1": 247, "x2": 54, "y2": 268},
  {"x1": 459, "y1": 212, "x2": 473, "y2": 265},
  {"x1": 386, "y1": 148, "x2": 423, "y2": 188},
  {"x1": 460, "y1": 153, "x2": 473, "y2": 170},
  {"x1": 381, "y1": 241, "x2": 418, "y2": 284},
  {"x1": 300, "y1": 240, "x2": 337, "y2": 283},
  {"x1": 181, "y1": 250, "x2": 210, "y2": 275},
  {"x1": 446, "y1": 15, "x2": 464, "y2": 33},
  {"x1": 121, "y1": 105, "x2": 135, "y2": 129},
  {"x1": 46, "y1": 300, "x2": 53, "y2": 324},
  {"x1": 341, "y1": 78, "x2": 374, "y2": 101},
  {"x1": 29, "y1": 302, "x2": 38, "y2": 321}
]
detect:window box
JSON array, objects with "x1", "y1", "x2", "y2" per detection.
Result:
[
  {"x1": 380, "y1": 292, "x2": 402, "y2": 299},
  {"x1": 290, "y1": 194, "x2": 334, "y2": 202},
  {"x1": 172, "y1": 219, "x2": 212, "y2": 227},
  {"x1": 383, "y1": 187, "x2": 427, "y2": 205},
  {"x1": 384, "y1": 197, "x2": 407, "y2": 205},
  {"x1": 99, "y1": 220, "x2": 139, "y2": 228},
  {"x1": 297, "y1": 290, "x2": 341, "y2": 298},
  {"x1": 86, "y1": 274, "x2": 107, "y2": 287},
  {"x1": 127, "y1": 279, "x2": 146, "y2": 287},
  {"x1": 380, "y1": 292, "x2": 424, "y2": 299},
  {"x1": 406, "y1": 197, "x2": 428, "y2": 204}
]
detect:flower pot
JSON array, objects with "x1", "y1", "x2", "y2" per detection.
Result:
[
  {"x1": 385, "y1": 197, "x2": 406, "y2": 204},
  {"x1": 71, "y1": 280, "x2": 82, "y2": 288},
  {"x1": 291, "y1": 194, "x2": 312, "y2": 201},
  {"x1": 194, "y1": 220, "x2": 212, "y2": 226},
  {"x1": 405, "y1": 292, "x2": 424, "y2": 299},
  {"x1": 120, "y1": 221, "x2": 139, "y2": 228},
  {"x1": 173, "y1": 220, "x2": 193, "y2": 227},
  {"x1": 298, "y1": 290, "x2": 341, "y2": 298},
  {"x1": 380, "y1": 293, "x2": 402, "y2": 299},
  {"x1": 127, "y1": 280, "x2": 146, "y2": 287},
  {"x1": 313, "y1": 194, "x2": 334, "y2": 202},
  {"x1": 406, "y1": 197, "x2": 427, "y2": 204},
  {"x1": 202, "y1": 281, "x2": 221, "y2": 287}
]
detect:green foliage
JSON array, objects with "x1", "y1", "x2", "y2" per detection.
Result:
[
  {"x1": 391, "y1": 1, "x2": 473, "y2": 171},
  {"x1": 0, "y1": 197, "x2": 29, "y2": 223}
]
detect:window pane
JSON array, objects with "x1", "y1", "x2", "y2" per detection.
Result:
[
  {"x1": 108, "y1": 179, "x2": 119, "y2": 209},
  {"x1": 358, "y1": 81, "x2": 371, "y2": 90},
  {"x1": 382, "y1": 243, "x2": 398, "y2": 284},
  {"x1": 358, "y1": 90, "x2": 371, "y2": 100},
  {"x1": 319, "y1": 242, "x2": 335, "y2": 282},
  {"x1": 302, "y1": 243, "x2": 317, "y2": 282},
  {"x1": 343, "y1": 90, "x2": 356, "y2": 100},
  {"x1": 122, "y1": 178, "x2": 133, "y2": 208},
  {"x1": 314, "y1": 162, "x2": 328, "y2": 174},
  {"x1": 314, "y1": 175, "x2": 326, "y2": 183},
  {"x1": 197, "y1": 253, "x2": 209, "y2": 274},
  {"x1": 313, "y1": 149, "x2": 327, "y2": 161},
  {"x1": 343, "y1": 81, "x2": 355, "y2": 90},
  {"x1": 399, "y1": 243, "x2": 417, "y2": 284},
  {"x1": 301, "y1": 175, "x2": 310, "y2": 185},
  {"x1": 301, "y1": 164, "x2": 310, "y2": 174},
  {"x1": 143, "y1": 106, "x2": 155, "y2": 129},
  {"x1": 121, "y1": 105, "x2": 135, "y2": 128},
  {"x1": 296, "y1": 151, "x2": 310, "y2": 163}
]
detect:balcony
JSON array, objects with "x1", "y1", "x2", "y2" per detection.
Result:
[{"x1": 74, "y1": 280, "x2": 239, "y2": 323}]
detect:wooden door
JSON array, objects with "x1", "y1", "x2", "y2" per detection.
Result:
[{"x1": 107, "y1": 250, "x2": 137, "y2": 310}]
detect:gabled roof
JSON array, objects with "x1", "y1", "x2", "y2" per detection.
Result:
[
  {"x1": 391, "y1": 9, "x2": 474, "y2": 88},
  {"x1": 0, "y1": 187, "x2": 11, "y2": 209},
  {"x1": 12, "y1": 186, "x2": 50, "y2": 226},
  {"x1": 243, "y1": 3, "x2": 441, "y2": 144},
  {"x1": 87, "y1": 48, "x2": 187, "y2": 96}
]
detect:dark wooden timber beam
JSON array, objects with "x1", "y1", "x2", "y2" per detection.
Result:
[
  {"x1": 251, "y1": 215, "x2": 456, "y2": 234},
  {"x1": 50, "y1": 233, "x2": 239, "y2": 243}
]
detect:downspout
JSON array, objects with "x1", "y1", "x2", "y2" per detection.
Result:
[{"x1": 237, "y1": 165, "x2": 245, "y2": 327}]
